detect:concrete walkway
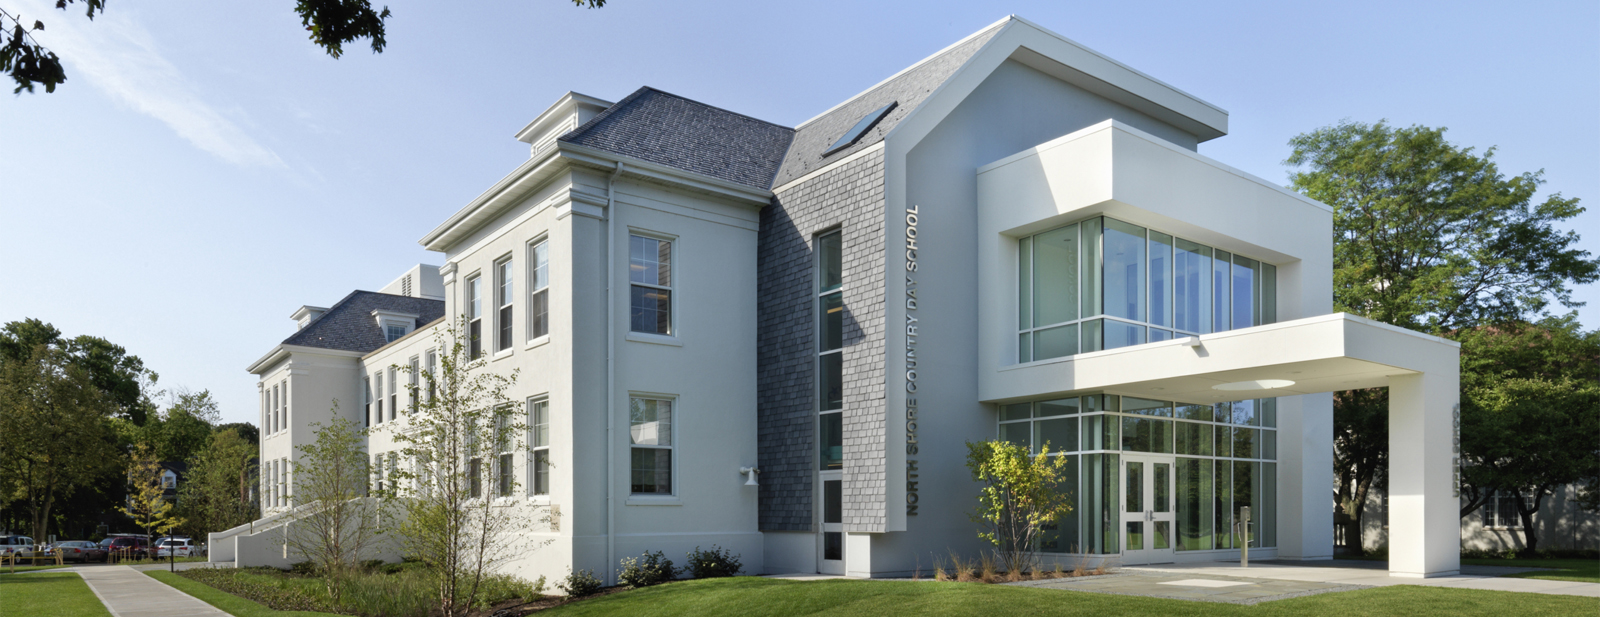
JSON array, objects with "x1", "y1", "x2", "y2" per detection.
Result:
[
  {"x1": 1124, "y1": 560, "x2": 1599, "y2": 598},
  {"x1": 76, "y1": 565, "x2": 231, "y2": 617}
]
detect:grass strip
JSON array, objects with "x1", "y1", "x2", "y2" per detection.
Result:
[
  {"x1": 539, "y1": 577, "x2": 1596, "y2": 617},
  {"x1": 1463, "y1": 558, "x2": 1599, "y2": 583},
  {"x1": 0, "y1": 564, "x2": 72, "y2": 574},
  {"x1": 0, "y1": 572, "x2": 113, "y2": 617},
  {"x1": 145, "y1": 570, "x2": 346, "y2": 617}
]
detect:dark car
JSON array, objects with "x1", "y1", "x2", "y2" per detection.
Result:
[
  {"x1": 104, "y1": 536, "x2": 152, "y2": 561},
  {"x1": 52, "y1": 541, "x2": 108, "y2": 563}
]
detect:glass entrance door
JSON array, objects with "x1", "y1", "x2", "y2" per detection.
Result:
[
  {"x1": 818, "y1": 476, "x2": 844, "y2": 574},
  {"x1": 1121, "y1": 454, "x2": 1175, "y2": 564}
]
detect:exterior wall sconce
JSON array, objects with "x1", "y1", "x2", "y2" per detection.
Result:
[{"x1": 740, "y1": 467, "x2": 760, "y2": 486}]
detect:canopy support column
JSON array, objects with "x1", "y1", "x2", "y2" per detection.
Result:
[{"x1": 1387, "y1": 368, "x2": 1461, "y2": 578}]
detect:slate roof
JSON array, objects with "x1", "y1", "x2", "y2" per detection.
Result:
[
  {"x1": 280, "y1": 291, "x2": 445, "y2": 354},
  {"x1": 559, "y1": 87, "x2": 795, "y2": 190},
  {"x1": 769, "y1": 22, "x2": 1004, "y2": 188}
]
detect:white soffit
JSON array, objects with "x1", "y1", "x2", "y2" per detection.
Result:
[{"x1": 982, "y1": 313, "x2": 1459, "y2": 405}]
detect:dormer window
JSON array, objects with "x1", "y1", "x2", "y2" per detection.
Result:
[
  {"x1": 162, "y1": 470, "x2": 177, "y2": 490},
  {"x1": 372, "y1": 309, "x2": 420, "y2": 344}
]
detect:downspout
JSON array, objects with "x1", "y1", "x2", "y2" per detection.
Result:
[{"x1": 604, "y1": 161, "x2": 624, "y2": 585}]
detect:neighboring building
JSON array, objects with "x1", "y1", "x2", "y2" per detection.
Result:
[
  {"x1": 1355, "y1": 486, "x2": 1600, "y2": 553},
  {"x1": 221, "y1": 16, "x2": 1466, "y2": 582},
  {"x1": 158, "y1": 462, "x2": 186, "y2": 507}
]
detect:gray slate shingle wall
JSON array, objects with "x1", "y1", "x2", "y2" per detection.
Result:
[{"x1": 757, "y1": 149, "x2": 887, "y2": 532}]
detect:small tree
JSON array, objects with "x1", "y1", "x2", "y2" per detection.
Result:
[
  {"x1": 389, "y1": 319, "x2": 542, "y2": 617},
  {"x1": 284, "y1": 405, "x2": 384, "y2": 600},
  {"x1": 178, "y1": 427, "x2": 260, "y2": 538},
  {"x1": 119, "y1": 443, "x2": 183, "y2": 553},
  {"x1": 964, "y1": 440, "x2": 1074, "y2": 575}
]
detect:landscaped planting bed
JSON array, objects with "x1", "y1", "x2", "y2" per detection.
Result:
[{"x1": 178, "y1": 563, "x2": 543, "y2": 617}]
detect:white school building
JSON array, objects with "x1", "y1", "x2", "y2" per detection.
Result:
[{"x1": 217, "y1": 16, "x2": 1464, "y2": 582}]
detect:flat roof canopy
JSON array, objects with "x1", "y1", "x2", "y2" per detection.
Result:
[{"x1": 981, "y1": 313, "x2": 1460, "y2": 405}]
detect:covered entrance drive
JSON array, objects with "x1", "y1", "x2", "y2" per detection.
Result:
[{"x1": 983, "y1": 313, "x2": 1462, "y2": 578}]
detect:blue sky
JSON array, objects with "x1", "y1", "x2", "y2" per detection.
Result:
[{"x1": 2, "y1": 0, "x2": 1595, "y2": 426}]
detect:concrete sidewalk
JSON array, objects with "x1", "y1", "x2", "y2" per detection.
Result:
[
  {"x1": 1124, "y1": 561, "x2": 1599, "y2": 598},
  {"x1": 76, "y1": 565, "x2": 231, "y2": 617}
]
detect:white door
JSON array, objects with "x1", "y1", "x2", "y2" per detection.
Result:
[
  {"x1": 1121, "y1": 454, "x2": 1176, "y2": 565},
  {"x1": 818, "y1": 475, "x2": 845, "y2": 574}
]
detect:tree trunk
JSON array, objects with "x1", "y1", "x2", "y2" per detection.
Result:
[{"x1": 1514, "y1": 486, "x2": 1550, "y2": 553}]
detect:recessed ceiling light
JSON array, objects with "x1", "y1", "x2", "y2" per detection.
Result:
[{"x1": 1213, "y1": 379, "x2": 1295, "y2": 391}]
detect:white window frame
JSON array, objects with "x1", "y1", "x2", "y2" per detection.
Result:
[
  {"x1": 388, "y1": 367, "x2": 398, "y2": 422},
  {"x1": 467, "y1": 273, "x2": 484, "y2": 358},
  {"x1": 364, "y1": 376, "x2": 373, "y2": 427},
  {"x1": 374, "y1": 371, "x2": 385, "y2": 424},
  {"x1": 527, "y1": 397, "x2": 550, "y2": 498},
  {"x1": 425, "y1": 350, "x2": 437, "y2": 402},
  {"x1": 627, "y1": 394, "x2": 677, "y2": 497},
  {"x1": 408, "y1": 356, "x2": 420, "y2": 413},
  {"x1": 628, "y1": 232, "x2": 675, "y2": 337},
  {"x1": 494, "y1": 255, "x2": 514, "y2": 354},
  {"x1": 527, "y1": 237, "x2": 550, "y2": 343}
]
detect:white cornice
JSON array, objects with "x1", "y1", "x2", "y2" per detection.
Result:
[
  {"x1": 555, "y1": 143, "x2": 774, "y2": 206},
  {"x1": 246, "y1": 344, "x2": 366, "y2": 375}
]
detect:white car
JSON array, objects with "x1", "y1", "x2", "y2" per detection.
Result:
[
  {"x1": 0, "y1": 536, "x2": 35, "y2": 560},
  {"x1": 153, "y1": 538, "x2": 195, "y2": 558}
]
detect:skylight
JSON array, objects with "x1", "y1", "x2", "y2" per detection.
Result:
[{"x1": 823, "y1": 102, "x2": 897, "y2": 156}]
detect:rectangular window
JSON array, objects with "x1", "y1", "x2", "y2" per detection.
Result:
[
  {"x1": 529, "y1": 399, "x2": 550, "y2": 496},
  {"x1": 495, "y1": 257, "x2": 513, "y2": 352},
  {"x1": 388, "y1": 367, "x2": 398, "y2": 422},
  {"x1": 374, "y1": 372, "x2": 385, "y2": 424},
  {"x1": 817, "y1": 231, "x2": 844, "y2": 470},
  {"x1": 1174, "y1": 239, "x2": 1211, "y2": 334},
  {"x1": 468, "y1": 275, "x2": 483, "y2": 358},
  {"x1": 1149, "y1": 231, "x2": 1173, "y2": 329},
  {"x1": 408, "y1": 357, "x2": 419, "y2": 413},
  {"x1": 629, "y1": 397, "x2": 673, "y2": 494},
  {"x1": 425, "y1": 350, "x2": 437, "y2": 402},
  {"x1": 468, "y1": 458, "x2": 482, "y2": 499},
  {"x1": 1212, "y1": 250, "x2": 1232, "y2": 333},
  {"x1": 528, "y1": 239, "x2": 550, "y2": 340},
  {"x1": 1019, "y1": 217, "x2": 1271, "y2": 361},
  {"x1": 271, "y1": 384, "x2": 279, "y2": 434},
  {"x1": 364, "y1": 377, "x2": 372, "y2": 427},
  {"x1": 494, "y1": 408, "x2": 514, "y2": 497},
  {"x1": 629, "y1": 235, "x2": 673, "y2": 335}
]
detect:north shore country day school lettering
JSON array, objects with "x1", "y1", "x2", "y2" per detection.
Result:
[{"x1": 905, "y1": 206, "x2": 920, "y2": 516}]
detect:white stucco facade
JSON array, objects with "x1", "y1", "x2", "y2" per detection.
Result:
[{"x1": 218, "y1": 15, "x2": 1465, "y2": 583}]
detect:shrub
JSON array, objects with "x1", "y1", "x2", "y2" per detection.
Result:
[
  {"x1": 289, "y1": 561, "x2": 318, "y2": 575},
  {"x1": 359, "y1": 559, "x2": 386, "y2": 572},
  {"x1": 619, "y1": 551, "x2": 677, "y2": 588},
  {"x1": 557, "y1": 568, "x2": 604, "y2": 597},
  {"x1": 683, "y1": 545, "x2": 742, "y2": 579}
]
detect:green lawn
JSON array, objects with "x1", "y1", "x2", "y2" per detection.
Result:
[
  {"x1": 0, "y1": 572, "x2": 113, "y2": 617},
  {"x1": 0, "y1": 564, "x2": 72, "y2": 574},
  {"x1": 1337, "y1": 554, "x2": 1599, "y2": 583},
  {"x1": 1462, "y1": 558, "x2": 1599, "y2": 583},
  {"x1": 539, "y1": 577, "x2": 1594, "y2": 617},
  {"x1": 145, "y1": 570, "x2": 346, "y2": 617}
]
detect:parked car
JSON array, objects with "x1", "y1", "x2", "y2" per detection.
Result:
[
  {"x1": 0, "y1": 536, "x2": 36, "y2": 561},
  {"x1": 153, "y1": 537, "x2": 195, "y2": 559},
  {"x1": 52, "y1": 541, "x2": 109, "y2": 563},
  {"x1": 104, "y1": 536, "x2": 153, "y2": 561}
]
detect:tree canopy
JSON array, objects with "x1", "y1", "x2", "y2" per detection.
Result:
[
  {"x1": 4, "y1": 0, "x2": 607, "y2": 94},
  {"x1": 1285, "y1": 120, "x2": 1598, "y2": 552},
  {"x1": 1456, "y1": 317, "x2": 1600, "y2": 551}
]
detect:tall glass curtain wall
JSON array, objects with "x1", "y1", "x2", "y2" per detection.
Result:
[
  {"x1": 998, "y1": 395, "x2": 1278, "y2": 554},
  {"x1": 1019, "y1": 217, "x2": 1277, "y2": 362}
]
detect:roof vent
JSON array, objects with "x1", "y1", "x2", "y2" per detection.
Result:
[
  {"x1": 823, "y1": 102, "x2": 897, "y2": 156},
  {"x1": 401, "y1": 275, "x2": 413, "y2": 297}
]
